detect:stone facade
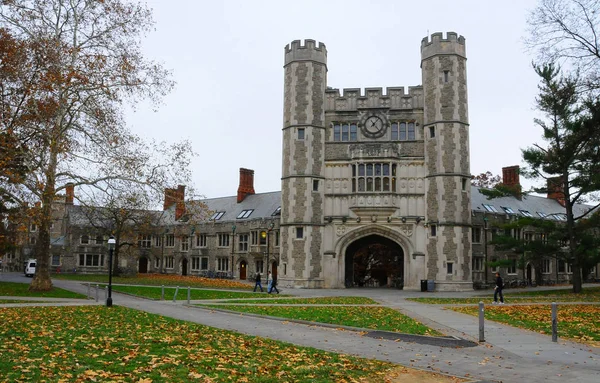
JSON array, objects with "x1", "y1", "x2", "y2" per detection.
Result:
[{"x1": 280, "y1": 33, "x2": 472, "y2": 290}]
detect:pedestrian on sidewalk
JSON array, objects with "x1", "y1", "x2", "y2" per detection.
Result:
[
  {"x1": 493, "y1": 272, "x2": 504, "y2": 304},
  {"x1": 268, "y1": 274, "x2": 279, "y2": 294},
  {"x1": 267, "y1": 271, "x2": 272, "y2": 292},
  {"x1": 253, "y1": 272, "x2": 264, "y2": 292}
]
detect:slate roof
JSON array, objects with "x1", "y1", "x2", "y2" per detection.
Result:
[
  {"x1": 471, "y1": 186, "x2": 593, "y2": 219},
  {"x1": 191, "y1": 191, "x2": 282, "y2": 224}
]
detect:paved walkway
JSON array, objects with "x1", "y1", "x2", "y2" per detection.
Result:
[{"x1": 2, "y1": 273, "x2": 599, "y2": 383}]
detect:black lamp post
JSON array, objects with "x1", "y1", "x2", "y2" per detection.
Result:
[
  {"x1": 231, "y1": 224, "x2": 236, "y2": 277},
  {"x1": 107, "y1": 235, "x2": 115, "y2": 307},
  {"x1": 266, "y1": 222, "x2": 274, "y2": 276}
]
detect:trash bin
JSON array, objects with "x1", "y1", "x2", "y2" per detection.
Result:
[
  {"x1": 427, "y1": 279, "x2": 435, "y2": 292},
  {"x1": 420, "y1": 279, "x2": 427, "y2": 292}
]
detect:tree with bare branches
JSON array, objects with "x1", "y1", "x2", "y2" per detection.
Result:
[
  {"x1": 0, "y1": 0, "x2": 181, "y2": 290},
  {"x1": 526, "y1": 0, "x2": 600, "y2": 94}
]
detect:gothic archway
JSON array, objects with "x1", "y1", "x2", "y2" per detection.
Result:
[{"x1": 344, "y1": 234, "x2": 404, "y2": 288}]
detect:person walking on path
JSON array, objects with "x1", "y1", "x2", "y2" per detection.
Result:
[
  {"x1": 493, "y1": 272, "x2": 504, "y2": 304},
  {"x1": 253, "y1": 272, "x2": 264, "y2": 292},
  {"x1": 268, "y1": 274, "x2": 279, "y2": 294},
  {"x1": 267, "y1": 271, "x2": 272, "y2": 292}
]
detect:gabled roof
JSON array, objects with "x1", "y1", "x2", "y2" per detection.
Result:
[{"x1": 192, "y1": 191, "x2": 281, "y2": 224}]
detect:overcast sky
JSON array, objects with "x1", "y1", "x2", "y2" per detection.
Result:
[{"x1": 126, "y1": 0, "x2": 544, "y2": 199}]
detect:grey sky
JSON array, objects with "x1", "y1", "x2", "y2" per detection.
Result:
[{"x1": 126, "y1": 0, "x2": 542, "y2": 199}]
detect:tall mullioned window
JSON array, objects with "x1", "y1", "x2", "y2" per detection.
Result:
[
  {"x1": 333, "y1": 123, "x2": 358, "y2": 142},
  {"x1": 391, "y1": 122, "x2": 415, "y2": 141},
  {"x1": 351, "y1": 163, "x2": 397, "y2": 192}
]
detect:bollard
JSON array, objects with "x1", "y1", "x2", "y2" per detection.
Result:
[
  {"x1": 187, "y1": 287, "x2": 191, "y2": 304},
  {"x1": 552, "y1": 302, "x2": 558, "y2": 342},
  {"x1": 87, "y1": 283, "x2": 91, "y2": 299},
  {"x1": 173, "y1": 286, "x2": 179, "y2": 302},
  {"x1": 95, "y1": 284, "x2": 99, "y2": 302},
  {"x1": 478, "y1": 301, "x2": 485, "y2": 342},
  {"x1": 105, "y1": 286, "x2": 108, "y2": 301},
  {"x1": 161, "y1": 285, "x2": 165, "y2": 301}
]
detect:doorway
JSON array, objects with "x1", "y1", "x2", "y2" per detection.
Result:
[
  {"x1": 181, "y1": 258, "x2": 188, "y2": 276},
  {"x1": 344, "y1": 234, "x2": 404, "y2": 288},
  {"x1": 139, "y1": 257, "x2": 148, "y2": 274},
  {"x1": 240, "y1": 260, "x2": 247, "y2": 280}
]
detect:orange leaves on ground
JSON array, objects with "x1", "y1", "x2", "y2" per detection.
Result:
[{"x1": 452, "y1": 304, "x2": 600, "y2": 342}]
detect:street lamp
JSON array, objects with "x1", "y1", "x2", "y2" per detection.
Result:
[
  {"x1": 107, "y1": 235, "x2": 115, "y2": 307},
  {"x1": 231, "y1": 225, "x2": 236, "y2": 278}
]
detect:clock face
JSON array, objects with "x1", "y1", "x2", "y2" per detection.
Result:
[{"x1": 365, "y1": 116, "x2": 384, "y2": 134}]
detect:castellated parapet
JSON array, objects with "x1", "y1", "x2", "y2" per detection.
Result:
[
  {"x1": 420, "y1": 32, "x2": 466, "y2": 61},
  {"x1": 325, "y1": 86, "x2": 424, "y2": 111},
  {"x1": 284, "y1": 39, "x2": 327, "y2": 66}
]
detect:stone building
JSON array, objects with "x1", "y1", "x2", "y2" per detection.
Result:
[
  {"x1": 5, "y1": 32, "x2": 597, "y2": 289},
  {"x1": 280, "y1": 32, "x2": 471, "y2": 290}
]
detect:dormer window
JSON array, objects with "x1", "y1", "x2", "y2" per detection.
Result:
[
  {"x1": 519, "y1": 210, "x2": 533, "y2": 217},
  {"x1": 501, "y1": 206, "x2": 515, "y2": 214},
  {"x1": 537, "y1": 212, "x2": 547, "y2": 218},
  {"x1": 482, "y1": 204, "x2": 499, "y2": 213},
  {"x1": 210, "y1": 211, "x2": 225, "y2": 221},
  {"x1": 272, "y1": 206, "x2": 281, "y2": 216},
  {"x1": 237, "y1": 209, "x2": 254, "y2": 219}
]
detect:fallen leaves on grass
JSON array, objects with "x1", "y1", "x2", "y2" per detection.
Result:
[
  {"x1": 452, "y1": 304, "x2": 600, "y2": 342},
  {"x1": 0, "y1": 305, "x2": 403, "y2": 382}
]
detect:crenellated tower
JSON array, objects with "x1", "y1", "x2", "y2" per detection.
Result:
[
  {"x1": 421, "y1": 32, "x2": 472, "y2": 286},
  {"x1": 280, "y1": 39, "x2": 327, "y2": 288}
]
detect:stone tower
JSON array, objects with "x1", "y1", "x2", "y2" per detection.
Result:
[
  {"x1": 421, "y1": 32, "x2": 472, "y2": 286},
  {"x1": 280, "y1": 40, "x2": 327, "y2": 287}
]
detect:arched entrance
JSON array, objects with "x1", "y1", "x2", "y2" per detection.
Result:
[
  {"x1": 139, "y1": 257, "x2": 148, "y2": 274},
  {"x1": 271, "y1": 261, "x2": 277, "y2": 279},
  {"x1": 181, "y1": 258, "x2": 188, "y2": 276},
  {"x1": 240, "y1": 260, "x2": 247, "y2": 280},
  {"x1": 344, "y1": 234, "x2": 404, "y2": 288},
  {"x1": 526, "y1": 263, "x2": 533, "y2": 285}
]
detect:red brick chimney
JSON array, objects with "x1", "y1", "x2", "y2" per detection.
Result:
[
  {"x1": 175, "y1": 185, "x2": 186, "y2": 220},
  {"x1": 547, "y1": 177, "x2": 566, "y2": 207},
  {"x1": 237, "y1": 168, "x2": 255, "y2": 203},
  {"x1": 65, "y1": 183, "x2": 74, "y2": 205},
  {"x1": 164, "y1": 185, "x2": 186, "y2": 220},
  {"x1": 502, "y1": 165, "x2": 521, "y2": 199}
]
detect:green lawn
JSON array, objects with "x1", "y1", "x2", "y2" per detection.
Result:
[
  {"x1": 0, "y1": 282, "x2": 87, "y2": 299},
  {"x1": 408, "y1": 286, "x2": 600, "y2": 304},
  {"x1": 452, "y1": 304, "x2": 600, "y2": 342},
  {"x1": 217, "y1": 297, "x2": 379, "y2": 305},
  {"x1": 53, "y1": 273, "x2": 253, "y2": 290},
  {"x1": 200, "y1": 304, "x2": 440, "y2": 336},
  {"x1": 0, "y1": 305, "x2": 399, "y2": 382},
  {"x1": 107, "y1": 285, "x2": 280, "y2": 300}
]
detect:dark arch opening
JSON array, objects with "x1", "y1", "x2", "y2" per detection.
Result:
[{"x1": 344, "y1": 234, "x2": 404, "y2": 288}]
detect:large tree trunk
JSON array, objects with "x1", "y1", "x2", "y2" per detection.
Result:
[
  {"x1": 572, "y1": 263, "x2": 583, "y2": 293},
  {"x1": 30, "y1": 179, "x2": 56, "y2": 291}
]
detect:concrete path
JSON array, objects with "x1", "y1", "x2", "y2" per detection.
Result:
[{"x1": 2, "y1": 273, "x2": 599, "y2": 383}]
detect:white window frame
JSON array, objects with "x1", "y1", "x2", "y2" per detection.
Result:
[
  {"x1": 507, "y1": 259, "x2": 518, "y2": 275},
  {"x1": 217, "y1": 257, "x2": 229, "y2": 271},
  {"x1": 165, "y1": 256, "x2": 174, "y2": 269},
  {"x1": 180, "y1": 236, "x2": 189, "y2": 252},
  {"x1": 238, "y1": 234, "x2": 249, "y2": 252},
  {"x1": 165, "y1": 234, "x2": 175, "y2": 248},
  {"x1": 218, "y1": 233, "x2": 230, "y2": 247},
  {"x1": 195, "y1": 234, "x2": 207, "y2": 248}
]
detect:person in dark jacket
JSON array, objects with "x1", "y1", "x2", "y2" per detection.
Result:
[
  {"x1": 494, "y1": 272, "x2": 504, "y2": 304},
  {"x1": 268, "y1": 274, "x2": 279, "y2": 294},
  {"x1": 253, "y1": 272, "x2": 263, "y2": 292}
]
